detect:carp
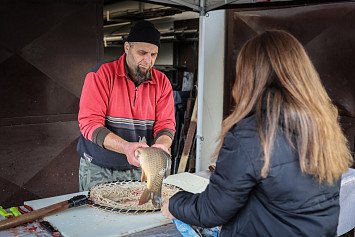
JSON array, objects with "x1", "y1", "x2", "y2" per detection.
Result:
[{"x1": 135, "y1": 147, "x2": 171, "y2": 208}]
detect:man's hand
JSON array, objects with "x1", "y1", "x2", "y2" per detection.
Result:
[
  {"x1": 122, "y1": 142, "x2": 149, "y2": 167},
  {"x1": 152, "y1": 143, "x2": 170, "y2": 155},
  {"x1": 161, "y1": 199, "x2": 175, "y2": 220},
  {"x1": 103, "y1": 133, "x2": 148, "y2": 167},
  {"x1": 153, "y1": 134, "x2": 172, "y2": 155}
]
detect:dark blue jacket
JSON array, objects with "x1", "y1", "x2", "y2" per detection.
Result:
[{"x1": 169, "y1": 114, "x2": 340, "y2": 237}]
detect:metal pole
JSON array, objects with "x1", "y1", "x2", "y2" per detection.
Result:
[{"x1": 196, "y1": 0, "x2": 206, "y2": 172}]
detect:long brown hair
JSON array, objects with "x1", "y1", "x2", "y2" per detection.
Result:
[{"x1": 212, "y1": 30, "x2": 352, "y2": 184}]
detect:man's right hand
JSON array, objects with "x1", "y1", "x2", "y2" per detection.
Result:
[
  {"x1": 103, "y1": 132, "x2": 148, "y2": 167},
  {"x1": 122, "y1": 142, "x2": 149, "y2": 167}
]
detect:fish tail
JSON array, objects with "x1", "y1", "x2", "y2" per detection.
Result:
[
  {"x1": 138, "y1": 188, "x2": 152, "y2": 205},
  {"x1": 152, "y1": 191, "x2": 163, "y2": 209}
]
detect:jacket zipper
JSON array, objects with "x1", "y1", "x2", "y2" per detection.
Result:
[{"x1": 134, "y1": 87, "x2": 138, "y2": 106}]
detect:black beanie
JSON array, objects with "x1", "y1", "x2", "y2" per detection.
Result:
[{"x1": 127, "y1": 20, "x2": 161, "y2": 48}]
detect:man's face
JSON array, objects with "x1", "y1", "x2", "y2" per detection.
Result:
[{"x1": 124, "y1": 42, "x2": 158, "y2": 83}]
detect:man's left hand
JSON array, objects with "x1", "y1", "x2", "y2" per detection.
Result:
[{"x1": 152, "y1": 143, "x2": 170, "y2": 155}]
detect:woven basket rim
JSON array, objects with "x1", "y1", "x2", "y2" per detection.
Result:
[{"x1": 88, "y1": 180, "x2": 181, "y2": 214}]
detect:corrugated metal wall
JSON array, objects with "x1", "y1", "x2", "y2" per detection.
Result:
[
  {"x1": 0, "y1": 0, "x2": 103, "y2": 207},
  {"x1": 224, "y1": 2, "x2": 355, "y2": 160}
]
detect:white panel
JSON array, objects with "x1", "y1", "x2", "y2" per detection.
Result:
[{"x1": 200, "y1": 10, "x2": 225, "y2": 170}]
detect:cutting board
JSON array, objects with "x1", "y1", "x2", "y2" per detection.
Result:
[{"x1": 24, "y1": 172, "x2": 209, "y2": 237}]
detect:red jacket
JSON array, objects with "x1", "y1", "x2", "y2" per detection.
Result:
[{"x1": 77, "y1": 54, "x2": 175, "y2": 169}]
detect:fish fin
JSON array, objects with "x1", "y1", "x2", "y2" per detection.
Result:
[
  {"x1": 164, "y1": 157, "x2": 172, "y2": 177},
  {"x1": 141, "y1": 169, "x2": 146, "y2": 182},
  {"x1": 138, "y1": 188, "x2": 151, "y2": 205}
]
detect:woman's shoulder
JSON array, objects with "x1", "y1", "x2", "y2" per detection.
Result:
[
  {"x1": 227, "y1": 114, "x2": 261, "y2": 156},
  {"x1": 230, "y1": 114, "x2": 258, "y2": 137}
]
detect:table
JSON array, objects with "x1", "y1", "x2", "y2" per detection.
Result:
[
  {"x1": 0, "y1": 169, "x2": 354, "y2": 237},
  {"x1": 0, "y1": 172, "x2": 208, "y2": 237}
]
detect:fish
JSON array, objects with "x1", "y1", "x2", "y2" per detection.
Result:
[{"x1": 135, "y1": 147, "x2": 171, "y2": 208}]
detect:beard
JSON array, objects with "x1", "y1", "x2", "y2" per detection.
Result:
[{"x1": 134, "y1": 65, "x2": 151, "y2": 84}]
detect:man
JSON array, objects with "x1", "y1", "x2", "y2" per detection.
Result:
[{"x1": 77, "y1": 20, "x2": 176, "y2": 191}]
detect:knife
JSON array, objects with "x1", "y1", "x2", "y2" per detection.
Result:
[{"x1": 0, "y1": 195, "x2": 88, "y2": 230}]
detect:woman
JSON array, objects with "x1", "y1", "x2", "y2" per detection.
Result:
[{"x1": 161, "y1": 30, "x2": 352, "y2": 236}]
